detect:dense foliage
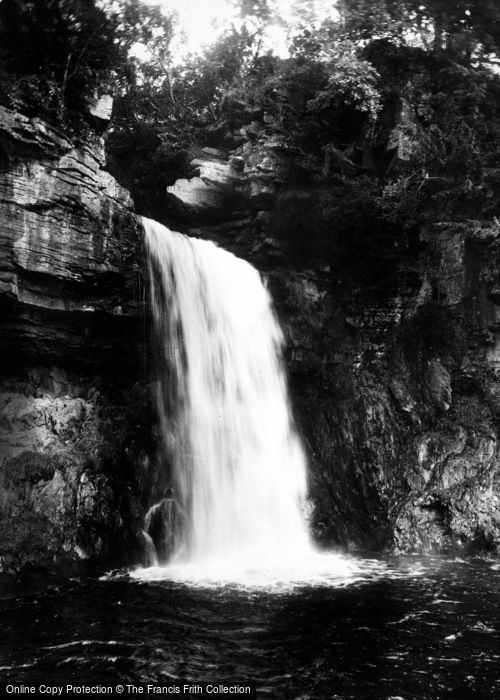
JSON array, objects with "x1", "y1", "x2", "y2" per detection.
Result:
[
  {"x1": 0, "y1": 0, "x2": 171, "y2": 130},
  {"x1": 1, "y1": 0, "x2": 500, "y2": 266}
]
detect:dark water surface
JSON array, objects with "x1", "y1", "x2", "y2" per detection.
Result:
[{"x1": 1, "y1": 556, "x2": 500, "y2": 699}]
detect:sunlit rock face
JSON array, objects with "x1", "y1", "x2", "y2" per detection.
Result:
[
  {"x1": 0, "y1": 107, "x2": 152, "y2": 577},
  {"x1": 166, "y1": 147, "x2": 248, "y2": 220},
  {"x1": 161, "y1": 105, "x2": 500, "y2": 557},
  {"x1": 0, "y1": 106, "x2": 142, "y2": 369}
]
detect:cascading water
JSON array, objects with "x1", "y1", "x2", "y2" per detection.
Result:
[{"x1": 142, "y1": 217, "x2": 312, "y2": 573}]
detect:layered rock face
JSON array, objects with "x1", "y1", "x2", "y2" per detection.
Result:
[
  {"x1": 0, "y1": 107, "x2": 142, "y2": 369},
  {"x1": 0, "y1": 107, "x2": 155, "y2": 577},
  {"x1": 164, "y1": 110, "x2": 500, "y2": 555}
]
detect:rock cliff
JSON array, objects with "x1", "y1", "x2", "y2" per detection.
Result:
[
  {"x1": 0, "y1": 107, "x2": 155, "y2": 579},
  {"x1": 162, "y1": 111, "x2": 500, "y2": 556}
]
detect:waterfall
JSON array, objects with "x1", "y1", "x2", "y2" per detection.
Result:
[{"x1": 142, "y1": 217, "x2": 312, "y2": 571}]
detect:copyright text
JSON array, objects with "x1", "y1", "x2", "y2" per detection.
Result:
[{"x1": 2, "y1": 683, "x2": 256, "y2": 699}]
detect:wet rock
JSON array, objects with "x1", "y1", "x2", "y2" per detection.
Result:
[
  {"x1": 424, "y1": 359, "x2": 452, "y2": 411},
  {"x1": 0, "y1": 371, "x2": 157, "y2": 576},
  {"x1": 389, "y1": 378, "x2": 418, "y2": 415}
]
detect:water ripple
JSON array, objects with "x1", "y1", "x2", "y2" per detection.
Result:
[{"x1": 1, "y1": 556, "x2": 500, "y2": 699}]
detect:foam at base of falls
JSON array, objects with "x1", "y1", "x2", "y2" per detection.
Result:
[{"x1": 127, "y1": 550, "x2": 395, "y2": 591}]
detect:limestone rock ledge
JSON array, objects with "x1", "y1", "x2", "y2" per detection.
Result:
[
  {"x1": 0, "y1": 108, "x2": 151, "y2": 580},
  {"x1": 0, "y1": 106, "x2": 143, "y2": 369}
]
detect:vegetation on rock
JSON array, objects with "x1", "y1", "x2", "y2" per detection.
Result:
[{"x1": 3, "y1": 0, "x2": 499, "y2": 257}]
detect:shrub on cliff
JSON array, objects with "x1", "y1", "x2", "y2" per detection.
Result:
[
  {"x1": 0, "y1": 0, "x2": 120, "y2": 127},
  {"x1": 269, "y1": 1, "x2": 500, "y2": 264},
  {"x1": 0, "y1": 0, "x2": 172, "y2": 132}
]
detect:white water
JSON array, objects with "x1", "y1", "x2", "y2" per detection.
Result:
[{"x1": 139, "y1": 217, "x2": 358, "y2": 586}]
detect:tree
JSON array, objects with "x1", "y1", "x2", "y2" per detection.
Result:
[
  {"x1": 0, "y1": 0, "x2": 127, "y2": 127},
  {"x1": 338, "y1": 0, "x2": 500, "y2": 61}
]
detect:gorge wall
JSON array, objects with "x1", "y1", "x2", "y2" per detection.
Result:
[
  {"x1": 0, "y1": 107, "x2": 158, "y2": 579},
  {"x1": 162, "y1": 105, "x2": 500, "y2": 556}
]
